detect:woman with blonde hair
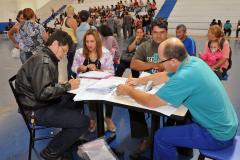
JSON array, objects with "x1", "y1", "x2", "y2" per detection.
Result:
[
  {"x1": 202, "y1": 25, "x2": 231, "y2": 79},
  {"x1": 62, "y1": 5, "x2": 78, "y2": 79},
  {"x1": 72, "y1": 29, "x2": 116, "y2": 132}
]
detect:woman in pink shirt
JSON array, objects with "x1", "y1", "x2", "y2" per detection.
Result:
[{"x1": 203, "y1": 25, "x2": 231, "y2": 79}]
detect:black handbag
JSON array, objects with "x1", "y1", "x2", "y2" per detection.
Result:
[{"x1": 120, "y1": 50, "x2": 135, "y2": 62}]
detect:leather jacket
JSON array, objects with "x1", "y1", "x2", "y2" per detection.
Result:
[{"x1": 15, "y1": 47, "x2": 71, "y2": 110}]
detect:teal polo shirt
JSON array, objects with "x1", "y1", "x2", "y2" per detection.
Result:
[{"x1": 155, "y1": 56, "x2": 238, "y2": 141}]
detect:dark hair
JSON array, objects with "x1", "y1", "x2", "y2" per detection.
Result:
[
  {"x1": 135, "y1": 26, "x2": 144, "y2": 32},
  {"x1": 22, "y1": 8, "x2": 35, "y2": 20},
  {"x1": 163, "y1": 38, "x2": 187, "y2": 61},
  {"x1": 151, "y1": 19, "x2": 168, "y2": 31},
  {"x1": 98, "y1": 25, "x2": 113, "y2": 37},
  {"x1": 176, "y1": 24, "x2": 187, "y2": 32},
  {"x1": 16, "y1": 10, "x2": 23, "y2": 22},
  {"x1": 79, "y1": 10, "x2": 90, "y2": 22},
  {"x1": 46, "y1": 30, "x2": 73, "y2": 49}
]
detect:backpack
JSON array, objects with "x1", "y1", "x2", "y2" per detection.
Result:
[{"x1": 208, "y1": 38, "x2": 232, "y2": 71}]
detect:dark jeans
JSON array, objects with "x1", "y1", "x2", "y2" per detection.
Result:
[
  {"x1": 88, "y1": 101, "x2": 113, "y2": 118},
  {"x1": 67, "y1": 43, "x2": 77, "y2": 80},
  {"x1": 224, "y1": 28, "x2": 232, "y2": 37},
  {"x1": 35, "y1": 94, "x2": 90, "y2": 154},
  {"x1": 123, "y1": 25, "x2": 132, "y2": 39},
  {"x1": 236, "y1": 28, "x2": 240, "y2": 37},
  {"x1": 115, "y1": 60, "x2": 140, "y2": 78},
  {"x1": 115, "y1": 61, "x2": 147, "y2": 138},
  {"x1": 214, "y1": 68, "x2": 227, "y2": 80},
  {"x1": 129, "y1": 110, "x2": 149, "y2": 138}
]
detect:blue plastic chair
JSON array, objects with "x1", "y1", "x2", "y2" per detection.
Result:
[
  {"x1": 221, "y1": 73, "x2": 229, "y2": 81},
  {"x1": 198, "y1": 136, "x2": 240, "y2": 160}
]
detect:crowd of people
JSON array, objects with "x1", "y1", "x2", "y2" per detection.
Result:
[{"x1": 6, "y1": 0, "x2": 238, "y2": 160}]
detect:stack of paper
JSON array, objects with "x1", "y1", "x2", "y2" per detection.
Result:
[
  {"x1": 86, "y1": 78, "x2": 123, "y2": 94},
  {"x1": 78, "y1": 71, "x2": 113, "y2": 79}
]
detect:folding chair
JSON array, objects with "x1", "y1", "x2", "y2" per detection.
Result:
[
  {"x1": 8, "y1": 75, "x2": 54, "y2": 160},
  {"x1": 198, "y1": 136, "x2": 240, "y2": 160}
]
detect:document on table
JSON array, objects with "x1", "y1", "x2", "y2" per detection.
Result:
[
  {"x1": 73, "y1": 76, "x2": 187, "y2": 117},
  {"x1": 106, "y1": 84, "x2": 181, "y2": 117},
  {"x1": 73, "y1": 77, "x2": 126, "y2": 100},
  {"x1": 68, "y1": 78, "x2": 98, "y2": 95},
  {"x1": 77, "y1": 71, "x2": 113, "y2": 79},
  {"x1": 86, "y1": 78, "x2": 123, "y2": 94}
]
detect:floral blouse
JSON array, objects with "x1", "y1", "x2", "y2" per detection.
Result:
[
  {"x1": 19, "y1": 20, "x2": 45, "y2": 53},
  {"x1": 72, "y1": 47, "x2": 114, "y2": 74}
]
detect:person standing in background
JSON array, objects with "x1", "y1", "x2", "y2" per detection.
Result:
[
  {"x1": 62, "y1": 5, "x2": 78, "y2": 79},
  {"x1": 223, "y1": 20, "x2": 232, "y2": 37},
  {"x1": 8, "y1": 10, "x2": 24, "y2": 49},
  {"x1": 236, "y1": 20, "x2": 240, "y2": 38},
  {"x1": 19, "y1": 8, "x2": 48, "y2": 64},
  {"x1": 76, "y1": 10, "x2": 96, "y2": 50}
]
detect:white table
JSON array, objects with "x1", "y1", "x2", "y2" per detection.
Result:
[{"x1": 71, "y1": 76, "x2": 188, "y2": 159}]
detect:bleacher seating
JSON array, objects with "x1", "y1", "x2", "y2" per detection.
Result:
[{"x1": 167, "y1": 0, "x2": 240, "y2": 36}]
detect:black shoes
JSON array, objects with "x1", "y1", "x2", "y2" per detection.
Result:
[
  {"x1": 40, "y1": 147, "x2": 73, "y2": 160},
  {"x1": 177, "y1": 147, "x2": 194, "y2": 157},
  {"x1": 129, "y1": 138, "x2": 150, "y2": 160},
  {"x1": 40, "y1": 147, "x2": 61, "y2": 160}
]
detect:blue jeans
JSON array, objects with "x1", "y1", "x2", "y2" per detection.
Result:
[{"x1": 154, "y1": 123, "x2": 234, "y2": 160}]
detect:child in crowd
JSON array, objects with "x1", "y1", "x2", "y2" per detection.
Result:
[{"x1": 200, "y1": 40, "x2": 223, "y2": 68}]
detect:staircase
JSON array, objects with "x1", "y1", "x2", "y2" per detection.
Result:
[{"x1": 156, "y1": 0, "x2": 177, "y2": 20}]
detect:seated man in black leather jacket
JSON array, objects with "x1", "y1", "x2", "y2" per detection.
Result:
[{"x1": 15, "y1": 30, "x2": 90, "y2": 160}]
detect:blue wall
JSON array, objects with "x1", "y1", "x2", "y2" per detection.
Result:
[{"x1": 0, "y1": 22, "x2": 15, "y2": 32}]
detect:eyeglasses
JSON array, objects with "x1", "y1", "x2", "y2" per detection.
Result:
[{"x1": 159, "y1": 58, "x2": 172, "y2": 63}]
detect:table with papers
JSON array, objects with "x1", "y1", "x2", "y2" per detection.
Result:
[
  {"x1": 71, "y1": 76, "x2": 188, "y2": 119},
  {"x1": 71, "y1": 75, "x2": 188, "y2": 159}
]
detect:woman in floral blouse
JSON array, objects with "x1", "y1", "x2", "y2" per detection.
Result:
[{"x1": 19, "y1": 8, "x2": 48, "y2": 63}]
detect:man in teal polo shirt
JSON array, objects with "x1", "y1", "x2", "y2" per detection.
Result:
[{"x1": 116, "y1": 37, "x2": 238, "y2": 160}]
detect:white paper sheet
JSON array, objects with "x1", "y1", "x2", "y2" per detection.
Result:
[
  {"x1": 69, "y1": 79, "x2": 98, "y2": 94},
  {"x1": 86, "y1": 78, "x2": 124, "y2": 94},
  {"x1": 77, "y1": 71, "x2": 113, "y2": 79},
  {"x1": 73, "y1": 76, "x2": 187, "y2": 117}
]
